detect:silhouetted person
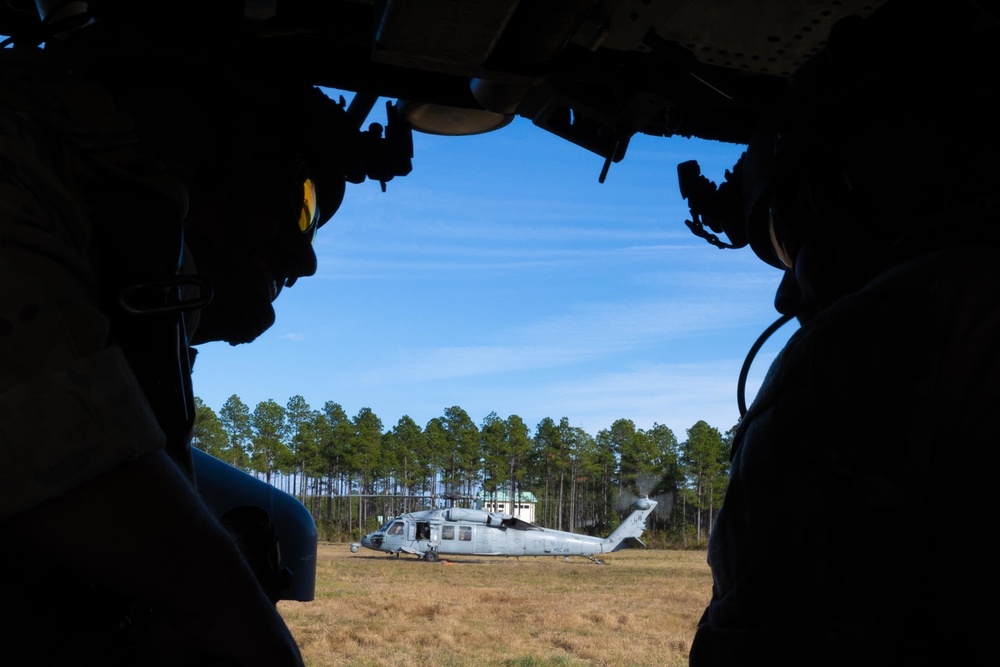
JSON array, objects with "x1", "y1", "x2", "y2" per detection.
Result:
[
  {"x1": 1, "y1": 2, "x2": 360, "y2": 664},
  {"x1": 680, "y1": 3, "x2": 1000, "y2": 664}
]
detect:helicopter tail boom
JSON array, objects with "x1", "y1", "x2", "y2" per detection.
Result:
[
  {"x1": 611, "y1": 535, "x2": 648, "y2": 552},
  {"x1": 605, "y1": 498, "x2": 657, "y2": 552}
]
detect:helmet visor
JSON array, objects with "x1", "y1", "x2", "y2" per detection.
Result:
[{"x1": 297, "y1": 175, "x2": 320, "y2": 238}]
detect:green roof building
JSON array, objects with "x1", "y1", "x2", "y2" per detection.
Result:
[{"x1": 475, "y1": 490, "x2": 538, "y2": 522}]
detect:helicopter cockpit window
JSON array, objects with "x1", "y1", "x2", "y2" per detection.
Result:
[
  {"x1": 442, "y1": 525, "x2": 455, "y2": 540},
  {"x1": 459, "y1": 526, "x2": 472, "y2": 541},
  {"x1": 387, "y1": 521, "x2": 404, "y2": 536}
]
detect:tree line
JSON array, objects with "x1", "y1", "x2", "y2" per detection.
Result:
[{"x1": 192, "y1": 394, "x2": 734, "y2": 547}]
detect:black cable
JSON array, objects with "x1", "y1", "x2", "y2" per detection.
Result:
[{"x1": 736, "y1": 311, "x2": 798, "y2": 418}]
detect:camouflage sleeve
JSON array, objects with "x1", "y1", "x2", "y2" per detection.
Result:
[{"x1": 0, "y1": 124, "x2": 166, "y2": 519}]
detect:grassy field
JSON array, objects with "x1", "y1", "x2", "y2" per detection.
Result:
[{"x1": 278, "y1": 543, "x2": 712, "y2": 667}]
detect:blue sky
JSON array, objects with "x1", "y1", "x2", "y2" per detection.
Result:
[{"x1": 190, "y1": 90, "x2": 796, "y2": 441}]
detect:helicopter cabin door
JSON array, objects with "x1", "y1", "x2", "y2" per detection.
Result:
[{"x1": 414, "y1": 520, "x2": 431, "y2": 544}]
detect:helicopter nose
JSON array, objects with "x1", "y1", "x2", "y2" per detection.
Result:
[{"x1": 361, "y1": 533, "x2": 385, "y2": 549}]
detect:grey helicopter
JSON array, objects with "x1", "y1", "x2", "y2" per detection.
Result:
[{"x1": 352, "y1": 497, "x2": 657, "y2": 563}]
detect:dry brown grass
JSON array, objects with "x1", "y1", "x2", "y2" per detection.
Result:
[{"x1": 278, "y1": 543, "x2": 711, "y2": 667}]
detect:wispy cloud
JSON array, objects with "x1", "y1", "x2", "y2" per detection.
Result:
[{"x1": 356, "y1": 292, "x2": 776, "y2": 385}]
